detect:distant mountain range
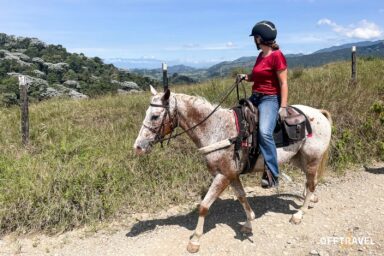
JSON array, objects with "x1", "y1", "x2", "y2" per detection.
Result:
[
  {"x1": 313, "y1": 40, "x2": 383, "y2": 54},
  {"x1": 104, "y1": 58, "x2": 216, "y2": 70},
  {"x1": 130, "y1": 40, "x2": 384, "y2": 83}
]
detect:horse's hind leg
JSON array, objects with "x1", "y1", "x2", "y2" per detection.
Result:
[
  {"x1": 230, "y1": 177, "x2": 255, "y2": 234},
  {"x1": 187, "y1": 173, "x2": 230, "y2": 253},
  {"x1": 290, "y1": 159, "x2": 320, "y2": 224}
]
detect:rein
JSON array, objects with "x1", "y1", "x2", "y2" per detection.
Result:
[{"x1": 146, "y1": 80, "x2": 242, "y2": 145}]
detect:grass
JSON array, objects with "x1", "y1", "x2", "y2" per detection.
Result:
[
  {"x1": 0, "y1": 58, "x2": 383, "y2": 234},
  {"x1": 0, "y1": 93, "x2": 212, "y2": 234},
  {"x1": 287, "y1": 58, "x2": 384, "y2": 167}
]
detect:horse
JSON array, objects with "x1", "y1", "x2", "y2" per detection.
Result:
[{"x1": 133, "y1": 85, "x2": 332, "y2": 253}]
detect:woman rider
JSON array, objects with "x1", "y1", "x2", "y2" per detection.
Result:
[{"x1": 237, "y1": 20, "x2": 288, "y2": 188}]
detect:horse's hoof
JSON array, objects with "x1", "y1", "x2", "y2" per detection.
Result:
[
  {"x1": 240, "y1": 225, "x2": 253, "y2": 234},
  {"x1": 310, "y1": 194, "x2": 319, "y2": 203},
  {"x1": 290, "y1": 216, "x2": 302, "y2": 225},
  {"x1": 290, "y1": 211, "x2": 303, "y2": 225},
  {"x1": 187, "y1": 241, "x2": 200, "y2": 253}
]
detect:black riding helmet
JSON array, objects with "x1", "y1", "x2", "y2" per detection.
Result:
[{"x1": 250, "y1": 20, "x2": 277, "y2": 41}]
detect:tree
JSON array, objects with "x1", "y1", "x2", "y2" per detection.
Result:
[
  {"x1": 0, "y1": 76, "x2": 19, "y2": 106},
  {"x1": 47, "y1": 72, "x2": 60, "y2": 84},
  {"x1": 66, "y1": 54, "x2": 82, "y2": 73},
  {"x1": 25, "y1": 45, "x2": 40, "y2": 58},
  {"x1": 0, "y1": 33, "x2": 7, "y2": 46},
  {"x1": 0, "y1": 59, "x2": 11, "y2": 78},
  {"x1": 93, "y1": 56, "x2": 103, "y2": 65},
  {"x1": 63, "y1": 69, "x2": 77, "y2": 81}
]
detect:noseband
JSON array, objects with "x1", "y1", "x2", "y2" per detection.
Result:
[{"x1": 143, "y1": 98, "x2": 179, "y2": 146}]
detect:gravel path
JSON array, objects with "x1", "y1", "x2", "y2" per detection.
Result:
[{"x1": 1, "y1": 164, "x2": 383, "y2": 256}]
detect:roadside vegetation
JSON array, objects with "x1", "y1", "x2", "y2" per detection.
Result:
[{"x1": 0, "y1": 58, "x2": 383, "y2": 234}]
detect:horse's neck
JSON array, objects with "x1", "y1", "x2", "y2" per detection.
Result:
[{"x1": 175, "y1": 94, "x2": 235, "y2": 148}]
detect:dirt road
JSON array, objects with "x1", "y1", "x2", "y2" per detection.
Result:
[{"x1": 1, "y1": 164, "x2": 383, "y2": 256}]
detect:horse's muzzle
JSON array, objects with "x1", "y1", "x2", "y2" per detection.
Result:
[
  {"x1": 134, "y1": 145, "x2": 145, "y2": 156},
  {"x1": 133, "y1": 140, "x2": 152, "y2": 155}
]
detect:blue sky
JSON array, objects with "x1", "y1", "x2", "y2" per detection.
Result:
[{"x1": 1, "y1": 0, "x2": 383, "y2": 68}]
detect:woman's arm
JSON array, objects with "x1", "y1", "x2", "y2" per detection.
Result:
[{"x1": 277, "y1": 69, "x2": 288, "y2": 107}]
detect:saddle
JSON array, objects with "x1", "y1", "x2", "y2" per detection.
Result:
[
  {"x1": 232, "y1": 99, "x2": 259, "y2": 173},
  {"x1": 232, "y1": 100, "x2": 312, "y2": 174}
]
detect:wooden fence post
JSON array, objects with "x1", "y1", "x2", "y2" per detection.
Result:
[
  {"x1": 351, "y1": 46, "x2": 357, "y2": 82},
  {"x1": 18, "y1": 75, "x2": 29, "y2": 146},
  {"x1": 162, "y1": 63, "x2": 168, "y2": 91}
]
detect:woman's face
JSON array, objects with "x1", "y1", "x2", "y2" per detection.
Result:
[{"x1": 254, "y1": 36, "x2": 261, "y2": 50}]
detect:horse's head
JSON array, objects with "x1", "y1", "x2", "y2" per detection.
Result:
[{"x1": 134, "y1": 85, "x2": 178, "y2": 155}]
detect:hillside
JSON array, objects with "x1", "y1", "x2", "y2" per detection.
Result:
[
  {"x1": 0, "y1": 58, "x2": 383, "y2": 235},
  {"x1": 131, "y1": 40, "x2": 384, "y2": 81},
  {"x1": 0, "y1": 33, "x2": 159, "y2": 106},
  {"x1": 287, "y1": 41, "x2": 384, "y2": 68},
  {"x1": 133, "y1": 64, "x2": 206, "y2": 83},
  {"x1": 313, "y1": 40, "x2": 384, "y2": 54},
  {"x1": 205, "y1": 40, "x2": 384, "y2": 77}
]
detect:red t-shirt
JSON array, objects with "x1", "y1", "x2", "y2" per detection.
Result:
[{"x1": 250, "y1": 50, "x2": 287, "y2": 95}]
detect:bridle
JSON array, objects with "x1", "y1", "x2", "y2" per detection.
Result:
[
  {"x1": 142, "y1": 80, "x2": 242, "y2": 146},
  {"x1": 142, "y1": 97, "x2": 179, "y2": 146}
]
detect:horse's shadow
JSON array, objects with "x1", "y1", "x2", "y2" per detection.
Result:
[
  {"x1": 364, "y1": 165, "x2": 384, "y2": 174},
  {"x1": 126, "y1": 193, "x2": 301, "y2": 241}
]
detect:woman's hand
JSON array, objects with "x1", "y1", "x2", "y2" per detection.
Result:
[
  {"x1": 236, "y1": 74, "x2": 247, "y2": 83},
  {"x1": 279, "y1": 107, "x2": 288, "y2": 119}
]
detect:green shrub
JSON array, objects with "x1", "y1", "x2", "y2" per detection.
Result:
[{"x1": 1, "y1": 93, "x2": 18, "y2": 106}]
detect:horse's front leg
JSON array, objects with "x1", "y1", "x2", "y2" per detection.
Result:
[
  {"x1": 230, "y1": 177, "x2": 255, "y2": 234},
  {"x1": 187, "y1": 173, "x2": 230, "y2": 253}
]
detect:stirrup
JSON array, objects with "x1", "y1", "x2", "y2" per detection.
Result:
[{"x1": 261, "y1": 169, "x2": 278, "y2": 188}]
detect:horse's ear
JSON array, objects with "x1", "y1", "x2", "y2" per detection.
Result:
[
  {"x1": 150, "y1": 85, "x2": 158, "y2": 95},
  {"x1": 162, "y1": 89, "x2": 170, "y2": 101}
]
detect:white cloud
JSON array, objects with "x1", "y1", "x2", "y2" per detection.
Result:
[
  {"x1": 317, "y1": 18, "x2": 383, "y2": 40},
  {"x1": 226, "y1": 41, "x2": 236, "y2": 48},
  {"x1": 182, "y1": 43, "x2": 200, "y2": 49},
  {"x1": 317, "y1": 18, "x2": 335, "y2": 26}
]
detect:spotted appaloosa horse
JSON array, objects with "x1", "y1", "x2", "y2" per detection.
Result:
[{"x1": 134, "y1": 85, "x2": 332, "y2": 253}]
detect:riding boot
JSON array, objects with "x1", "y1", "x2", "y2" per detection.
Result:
[{"x1": 261, "y1": 168, "x2": 278, "y2": 188}]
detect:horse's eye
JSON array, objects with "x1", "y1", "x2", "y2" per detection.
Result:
[{"x1": 151, "y1": 115, "x2": 159, "y2": 121}]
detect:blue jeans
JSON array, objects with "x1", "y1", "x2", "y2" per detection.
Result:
[{"x1": 249, "y1": 93, "x2": 279, "y2": 178}]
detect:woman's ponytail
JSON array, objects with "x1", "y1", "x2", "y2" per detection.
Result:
[
  {"x1": 260, "y1": 39, "x2": 279, "y2": 50},
  {"x1": 271, "y1": 42, "x2": 279, "y2": 50}
]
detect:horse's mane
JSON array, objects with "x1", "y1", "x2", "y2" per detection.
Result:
[{"x1": 175, "y1": 93, "x2": 221, "y2": 110}]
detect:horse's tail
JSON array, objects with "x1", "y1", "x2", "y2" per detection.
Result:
[
  {"x1": 318, "y1": 145, "x2": 329, "y2": 179},
  {"x1": 317, "y1": 109, "x2": 332, "y2": 179}
]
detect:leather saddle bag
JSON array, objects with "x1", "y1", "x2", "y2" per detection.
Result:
[{"x1": 283, "y1": 107, "x2": 306, "y2": 141}]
